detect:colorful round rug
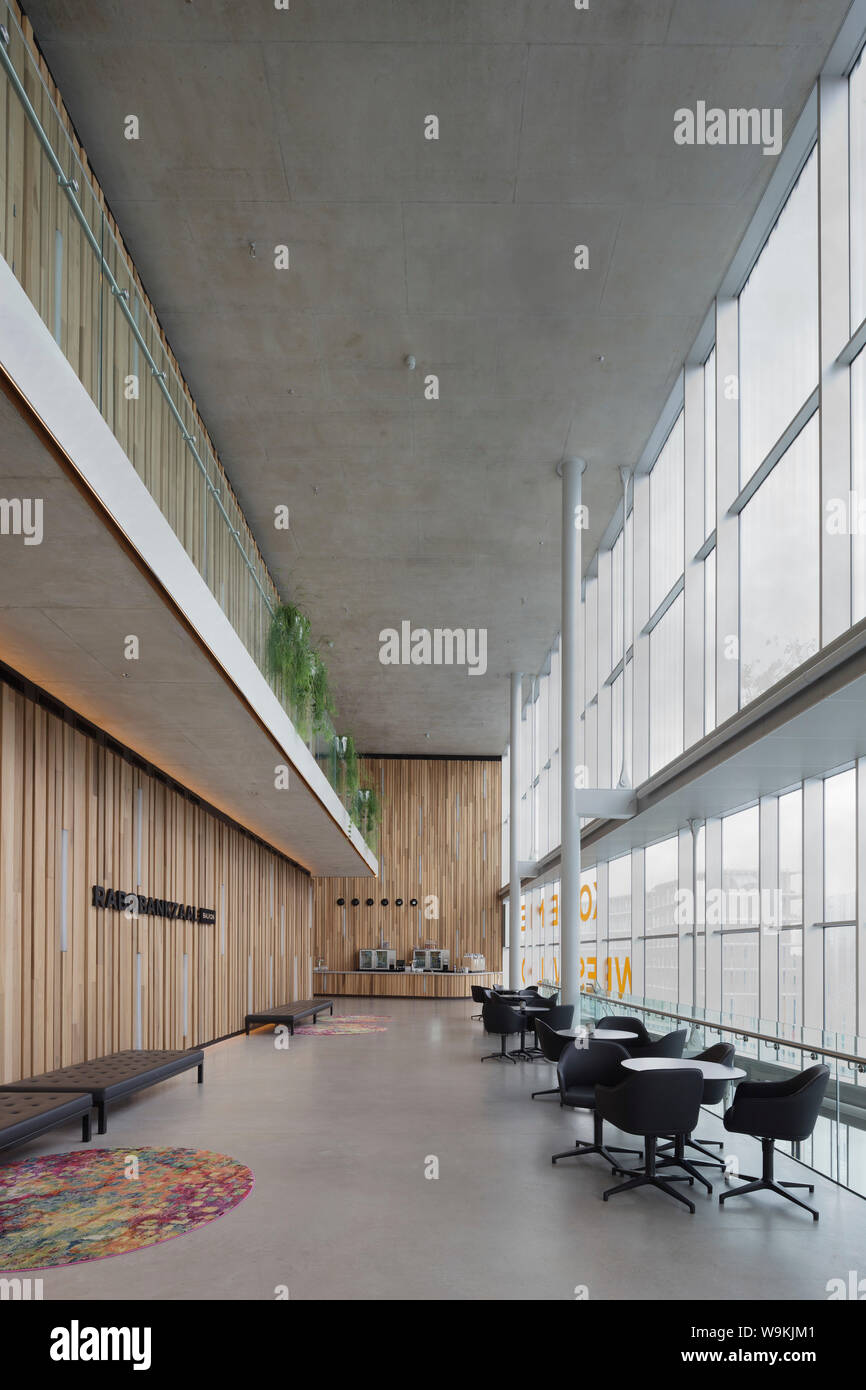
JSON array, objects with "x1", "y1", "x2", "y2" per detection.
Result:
[
  {"x1": 0, "y1": 1147, "x2": 254, "y2": 1271},
  {"x1": 293, "y1": 1014, "x2": 391, "y2": 1035}
]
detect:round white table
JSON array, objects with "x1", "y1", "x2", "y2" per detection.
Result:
[
  {"x1": 586, "y1": 1028, "x2": 638, "y2": 1042},
  {"x1": 621, "y1": 1056, "x2": 746, "y2": 1080}
]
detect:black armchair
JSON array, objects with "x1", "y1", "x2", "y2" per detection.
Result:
[
  {"x1": 550, "y1": 1040, "x2": 642, "y2": 1169},
  {"x1": 595, "y1": 1015, "x2": 651, "y2": 1048},
  {"x1": 531, "y1": 1012, "x2": 575, "y2": 1099},
  {"x1": 719, "y1": 1064, "x2": 830, "y2": 1220},
  {"x1": 628, "y1": 1028, "x2": 688, "y2": 1060},
  {"x1": 596, "y1": 1068, "x2": 704, "y2": 1213},
  {"x1": 480, "y1": 999, "x2": 523, "y2": 1063},
  {"x1": 470, "y1": 984, "x2": 487, "y2": 1020}
]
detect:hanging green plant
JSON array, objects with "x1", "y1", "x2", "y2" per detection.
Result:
[
  {"x1": 267, "y1": 602, "x2": 336, "y2": 739},
  {"x1": 267, "y1": 605, "x2": 383, "y2": 843}
]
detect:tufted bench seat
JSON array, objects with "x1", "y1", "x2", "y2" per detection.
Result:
[
  {"x1": 0, "y1": 1049, "x2": 204, "y2": 1135},
  {"x1": 0, "y1": 1090, "x2": 92, "y2": 1155},
  {"x1": 245, "y1": 998, "x2": 334, "y2": 1035}
]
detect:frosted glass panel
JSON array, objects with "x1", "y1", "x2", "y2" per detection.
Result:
[
  {"x1": 704, "y1": 348, "x2": 716, "y2": 538},
  {"x1": 650, "y1": 413, "x2": 684, "y2": 611},
  {"x1": 851, "y1": 48, "x2": 866, "y2": 327},
  {"x1": 739, "y1": 414, "x2": 819, "y2": 706},
  {"x1": 649, "y1": 593, "x2": 684, "y2": 775},
  {"x1": 739, "y1": 147, "x2": 818, "y2": 483}
]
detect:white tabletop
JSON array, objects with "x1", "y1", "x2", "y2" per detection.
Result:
[
  {"x1": 621, "y1": 1057, "x2": 746, "y2": 1080},
  {"x1": 555, "y1": 1026, "x2": 638, "y2": 1041}
]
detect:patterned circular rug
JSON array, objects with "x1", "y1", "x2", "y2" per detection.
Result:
[
  {"x1": 293, "y1": 1014, "x2": 391, "y2": 1035},
  {"x1": 0, "y1": 1147, "x2": 254, "y2": 1271}
]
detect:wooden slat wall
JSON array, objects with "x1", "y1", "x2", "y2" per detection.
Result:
[
  {"x1": 314, "y1": 759, "x2": 502, "y2": 972},
  {"x1": 0, "y1": 679, "x2": 311, "y2": 1085},
  {"x1": 0, "y1": 3, "x2": 280, "y2": 679}
]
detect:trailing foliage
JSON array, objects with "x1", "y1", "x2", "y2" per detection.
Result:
[
  {"x1": 267, "y1": 604, "x2": 380, "y2": 844},
  {"x1": 267, "y1": 602, "x2": 334, "y2": 738}
]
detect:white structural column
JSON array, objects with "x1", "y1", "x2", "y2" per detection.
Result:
[
  {"x1": 509, "y1": 671, "x2": 523, "y2": 991},
  {"x1": 560, "y1": 456, "x2": 587, "y2": 1014}
]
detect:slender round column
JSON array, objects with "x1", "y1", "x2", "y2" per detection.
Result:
[
  {"x1": 560, "y1": 457, "x2": 587, "y2": 1016},
  {"x1": 509, "y1": 671, "x2": 523, "y2": 991}
]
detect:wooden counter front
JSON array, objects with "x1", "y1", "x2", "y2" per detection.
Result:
[{"x1": 313, "y1": 970, "x2": 501, "y2": 999}]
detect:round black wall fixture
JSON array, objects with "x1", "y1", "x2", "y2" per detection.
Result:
[
  {"x1": 351, "y1": 897, "x2": 360, "y2": 906},
  {"x1": 395, "y1": 898, "x2": 403, "y2": 907},
  {"x1": 366, "y1": 897, "x2": 375, "y2": 906},
  {"x1": 336, "y1": 897, "x2": 345, "y2": 907},
  {"x1": 381, "y1": 898, "x2": 389, "y2": 907},
  {"x1": 409, "y1": 898, "x2": 418, "y2": 907}
]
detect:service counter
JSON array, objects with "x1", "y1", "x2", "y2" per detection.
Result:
[{"x1": 313, "y1": 969, "x2": 501, "y2": 999}]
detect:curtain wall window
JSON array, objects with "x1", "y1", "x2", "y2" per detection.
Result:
[
  {"x1": 739, "y1": 146, "x2": 819, "y2": 484},
  {"x1": 644, "y1": 837, "x2": 679, "y2": 1001},
  {"x1": 739, "y1": 413, "x2": 820, "y2": 706},
  {"x1": 704, "y1": 348, "x2": 716, "y2": 538},
  {"x1": 824, "y1": 769, "x2": 856, "y2": 921},
  {"x1": 851, "y1": 46, "x2": 866, "y2": 329},
  {"x1": 649, "y1": 592, "x2": 684, "y2": 775},
  {"x1": 649, "y1": 412, "x2": 685, "y2": 611},
  {"x1": 778, "y1": 788, "x2": 804, "y2": 926},
  {"x1": 704, "y1": 550, "x2": 716, "y2": 734},
  {"x1": 852, "y1": 351, "x2": 866, "y2": 620},
  {"x1": 722, "y1": 806, "x2": 760, "y2": 927}
]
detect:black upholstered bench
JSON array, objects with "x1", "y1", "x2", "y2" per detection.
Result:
[
  {"x1": 0, "y1": 1049, "x2": 204, "y2": 1135},
  {"x1": 0, "y1": 1090, "x2": 92, "y2": 1155},
  {"x1": 245, "y1": 998, "x2": 335, "y2": 1035}
]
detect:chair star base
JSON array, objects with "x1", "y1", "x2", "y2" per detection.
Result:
[{"x1": 719, "y1": 1137, "x2": 819, "y2": 1220}]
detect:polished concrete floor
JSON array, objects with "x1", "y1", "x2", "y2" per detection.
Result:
[{"x1": 8, "y1": 998, "x2": 866, "y2": 1300}]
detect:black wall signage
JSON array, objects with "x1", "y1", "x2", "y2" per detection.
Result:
[{"x1": 92, "y1": 885, "x2": 216, "y2": 925}]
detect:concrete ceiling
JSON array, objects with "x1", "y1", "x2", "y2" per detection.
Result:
[
  {"x1": 0, "y1": 385, "x2": 373, "y2": 877},
  {"x1": 23, "y1": 0, "x2": 854, "y2": 753}
]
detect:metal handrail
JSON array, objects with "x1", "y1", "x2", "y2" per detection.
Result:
[
  {"x1": 581, "y1": 988, "x2": 866, "y2": 1069},
  {"x1": 0, "y1": 22, "x2": 275, "y2": 616}
]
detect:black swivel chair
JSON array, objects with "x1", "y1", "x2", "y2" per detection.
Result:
[
  {"x1": 595, "y1": 1068, "x2": 704, "y2": 1214},
  {"x1": 530, "y1": 1011, "x2": 575, "y2": 1099},
  {"x1": 658, "y1": 1042, "x2": 736, "y2": 1173},
  {"x1": 628, "y1": 1027, "x2": 688, "y2": 1060},
  {"x1": 519, "y1": 991, "x2": 556, "y2": 1057},
  {"x1": 718, "y1": 1064, "x2": 830, "y2": 1220},
  {"x1": 594, "y1": 1016, "x2": 652, "y2": 1051},
  {"x1": 550, "y1": 1040, "x2": 642, "y2": 1169},
  {"x1": 470, "y1": 984, "x2": 486, "y2": 1020},
  {"x1": 480, "y1": 998, "x2": 524, "y2": 1063}
]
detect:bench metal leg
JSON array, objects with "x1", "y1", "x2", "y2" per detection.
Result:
[
  {"x1": 97, "y1": 1102, "x2": 107, "y2": 1136},
  {"x1": 197, "y1": 1062, "x2": 204, "y2": 1083},
  {"x1": 81, "y1": 1112, "x2": 92, "y2": 1143}
]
